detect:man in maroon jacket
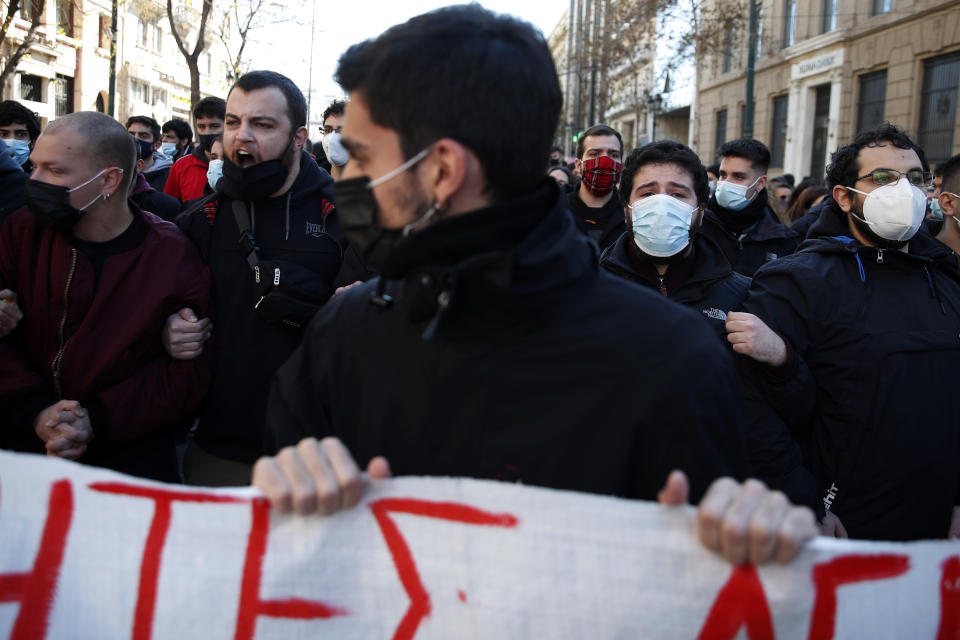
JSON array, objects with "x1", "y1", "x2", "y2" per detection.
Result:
[{"x1": 0, "y1": 111, "x2": 212, "y2": 481}]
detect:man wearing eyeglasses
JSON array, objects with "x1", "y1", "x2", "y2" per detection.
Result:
[
  {"x1": 726, "y1": 123, "x2": 960, "y2": 542},
  {"x1": 319, "y1": 100, "x2": 348, "y2": 180}
]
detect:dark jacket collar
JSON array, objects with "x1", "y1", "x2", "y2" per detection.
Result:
[
  {"x1": 382, "y1": 180, "x2": 596, "y2": 297},
  {"x1": 802, "y1": 198, "x2": 960, "y2": 271},
  {"x1": 600, "y1": 232, "x2": 735, "y2": 292},
  {"x1": 707, "y1": 189, "x2": 793, "y2": 241}
]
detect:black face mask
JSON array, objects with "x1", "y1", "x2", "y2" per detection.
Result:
[
  {"x1": 135, "y1": 138, "x2": 153, "y2": 161},
  {"x1": 219, "y1": 152, "x2": 289, "y2": 201},
  {"x1": 197, "y1": 133, "x2": 219, "y2": 154},
  {"x1": 25, "y1": 171, "x2": 108, "y2": 232},
  {"x1": 333, "y1": 176, "x2": 405, "y2": 271}
]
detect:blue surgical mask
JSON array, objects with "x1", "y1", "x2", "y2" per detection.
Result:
[
  {"x1": 8, "y1": 139, "x2": 30, "y2": 166},
  {"x1": 630, "y1": 194, "x2": 698, "y2": 258},
  {"x1": 161, "y1": 142, "x2": 178, "y2": 158},
  {"x1": 207, "y1": 158, "x2": 223, "y2": 191},
  {"x1": 715, "y1": 175, "x2": 762, "y2": 210},
  {"x1": 929, "y1": 196, "x2": 943, "y2": 220}
]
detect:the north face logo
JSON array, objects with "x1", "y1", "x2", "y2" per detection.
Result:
[
  {"x1": 702, "y1": 307, "x2": 727, "y2": 321},
  {"x1": 306, "y1": 221, "x2": 325, "y2": 237}
]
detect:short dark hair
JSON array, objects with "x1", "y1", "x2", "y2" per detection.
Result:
[
  {"x1": 619, "y1": 140, "x2": 709, "y2": 206},
  {"x1": 576, "y1": 124, "x2": 623, "y2": 160},
  {"x1": 322, "y1": 100, "x2": 346, "y2": 124},
  {"x1": 940, "y1": 153, "x2": 960, "y2": 195},
  {"x1": 335, "y1": 4, "x2": 561, "y2": 200},
  {"x1": 718, "y1": 138, "x2": 771, "y2": 174},
  {"x1": 162, "y1": 118, "x2": 192, "y2": 144},
  {"x1": 125, "y1": 115, "x2": 161, "y2": 143},
  {"x1": 229, "y1": 70, "x2": 306, "y2": 132},
  {"x1": 46, "y1": 112, "x2": 137, "y2": 196},
  {"x1": 0, "y1": 100, "x2": 40, "y2": 142},
  {"x1": 705, "y1": 164, "x2": 720, "y2": 177},
  {"x1": 192, "y1": 96, "x2": 226, "y2": 122},
  {"x1": 825, "y1": 122, "x2": 929, "y2": 190}
]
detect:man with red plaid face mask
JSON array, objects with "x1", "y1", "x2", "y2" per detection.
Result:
[{"x1": 568, "y1": 124, "x2": 624, "y2": 251}]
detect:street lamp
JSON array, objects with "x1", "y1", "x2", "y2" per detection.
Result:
[{"x1": 648, "y1": 93, "x2": 663, "y2": 142}]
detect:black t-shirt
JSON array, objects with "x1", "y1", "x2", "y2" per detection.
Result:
[{"x1": 69, "y1": 211, "x2": 147, "y2": 287}]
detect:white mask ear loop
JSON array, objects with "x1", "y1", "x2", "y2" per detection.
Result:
[
  {"x1": 69, "y1": 167, "x2": 124, "y2": 210},
  {"x1": 369, "y1": 147, "x2": 432, "y2": 189}
]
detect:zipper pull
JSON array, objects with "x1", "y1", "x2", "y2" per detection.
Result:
[
  {"x1": 273, "y1": 267, "x2": 280, "y2": 286},
  {"x1": 876, "y1": 248, "x2": 885, "y2": 264}
]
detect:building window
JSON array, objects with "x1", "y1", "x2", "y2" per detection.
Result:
[
  {"x1": 872, "y1": 0, "x2": 892, "y2": 15},
  {"x1": 132, "y1": 79, "x2": 151, "y2": 104},
  {"x1": 782, "y1": 0, "x2": 796, "y2": 48},
  {"x1": 715, "y1": 109, "x2": 728, "y2": 158},
  {"x1": 55, "y1": 74, "x2": 73, "y2": 117},
  {"x1": 138, "y1": 19, "x2": 149, "y2": 47},
  {"x1": 98, "y1": 14, "x2": 111, "y2": 49},
  {"x1": 722, "y1": 41, "x2": 733, "y2": 74},
  {"x1": 20, "y1": 0, "x2": 42, "y2": 22},
  {"x1": 770, "y1": 95, "x2": 788, "y2": 167},
  {"x1": 821, "y1": 0, "x2": 838, "y2": 33},
  {"x1": 918, "y1": 52, "x2": 960, "y2": 166},
  {"x1": 856, "y1": 70, "x2": 887, "y2": 134},
  {"x1": 56, "y1": 0, "x2": 73, "y2": 37},
  {"x1": 153, "y1": 25, "x2": 162, "y2": 52},
  {"x1": 20, "y1": 74, "x2": 42, "y2": 102}
]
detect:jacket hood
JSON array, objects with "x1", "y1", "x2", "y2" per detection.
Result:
[{"x1": 144, "y1": 152, "x2": 173, "y2": 174}]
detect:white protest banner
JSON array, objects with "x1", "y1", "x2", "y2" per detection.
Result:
[{"x1": 0, "y1": 449, "x2": 957, "y2": 639}]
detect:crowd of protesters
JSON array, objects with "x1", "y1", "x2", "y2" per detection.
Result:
[{"x1": 2, "y1": 4, "x2": 960, "y2": 569}]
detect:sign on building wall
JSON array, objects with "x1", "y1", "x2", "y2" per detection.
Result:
[
  {"x1": 0, "y1": 450, "x2": 958, "y2": 639},
  {"x1": 792, "y1": 49, "x2": 845, "y2": 80}
]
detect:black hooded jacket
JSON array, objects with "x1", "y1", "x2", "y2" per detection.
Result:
[
  {"x1": 703, "y1": 189, "x2": 800, "y2": 275},
  {"x1": 177, "y1": 152, "x2": 346, "y2": 462},
  {"x1": 739, "y1": 198, "x2": 960, "y2": 540},
  {"x1": 266, "y1": 181, "x2": 748, "y2": 503},
  {"x1": 600, "y1": 232, "x2": 750, "y2": 344}
]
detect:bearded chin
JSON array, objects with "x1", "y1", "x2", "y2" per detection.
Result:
[{"x1": 848, "y1": 206, "x2": 908, "y2": 250}]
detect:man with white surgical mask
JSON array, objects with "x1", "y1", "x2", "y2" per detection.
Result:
[
  {"x1": 320, "y1": 99, "x2": 349, "y2": 179},
  {"x1": 600, "y1": 141, "x2": 749, "y2": 343},
  {"x1": 727, "y1": 123, "x2": 960, "y2": 542},
  {"x1": 703, "y1": 138, "x2": 799, "y2": 275},
  {"x1": 0, "y1": 100, "x2": 39, "y2": 172}
]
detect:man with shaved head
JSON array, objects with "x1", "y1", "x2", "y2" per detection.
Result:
[{"x1": 0, "y1": 111, "x2": 212, "y2": 481}]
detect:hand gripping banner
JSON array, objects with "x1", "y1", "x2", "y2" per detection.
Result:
[{"x1": 0, "y1": 450, "x2": 957, "y2": 639}]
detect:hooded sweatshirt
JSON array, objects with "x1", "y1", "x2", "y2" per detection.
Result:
[{"x1": 176, "y1": 151, "x2": 345, "y2": 462}]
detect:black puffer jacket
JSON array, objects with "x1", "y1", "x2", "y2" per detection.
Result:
[
  {"x1": 600, "y1": 232, "x2": 750, "y2": 344},
  {"x1": 703, "y1": 189, "x2": 800, "y2": 275},
  {"x1": 739, "y1": 198, "x2": 960, "y2": 540},
  {"x1": 267, "y1": 181, "x2": 748, "y2": 503}
]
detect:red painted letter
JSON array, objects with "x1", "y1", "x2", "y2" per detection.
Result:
[
  {"x1": 369, "y1": 498, "x2": 519, "y2": 640},
  {"x1": 0, "y1": 479, "x2": 74, "y2": 640},
  {"x1": 696, "y1": 564, "x2": 774, "y2": 640},
  {"x1": 233, "y1": 498, "x2": 348, "y2": 640},
  {"x1": 808, "y1": 553, "x2": 910, "y2": 640},
  {"x1": 937, "y1": 556, "x2": 960, "y2": 640}
]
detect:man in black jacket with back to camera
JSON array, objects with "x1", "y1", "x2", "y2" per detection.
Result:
[{"x1": 251, "y1": 5, "x2": 817, "y2": 567}]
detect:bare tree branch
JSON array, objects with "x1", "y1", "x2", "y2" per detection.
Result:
[{"x1": 0, "y1": 0, "x2": 48, "y2": 99}]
